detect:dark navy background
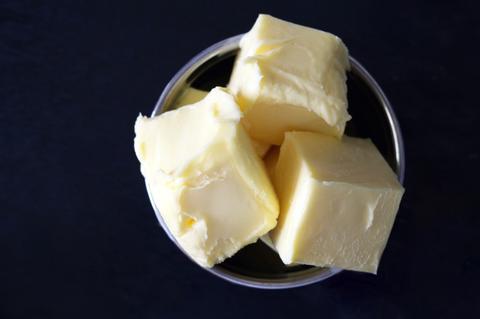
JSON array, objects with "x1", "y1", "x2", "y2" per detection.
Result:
[{"x1": 1, "y1": 1, "x2": 479, "y2": 318}]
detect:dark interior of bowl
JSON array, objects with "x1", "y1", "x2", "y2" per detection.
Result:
[{"x1": 166, "y1": 49, "x2": 398, "y2": 280}]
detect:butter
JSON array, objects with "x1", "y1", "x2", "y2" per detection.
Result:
[
  {"x1": 228, "y1": 14, "x2": 351, "y2": 145},
  {"x1": 271, "y1": 132, "x2": 404, "y2": 274},
  {"x1": 259, "y1": 147, "x2": 280, "y2": 250},
  {"x1": 134, "y1": 87, "x2": 279, "y2": 267},
  {"x1": 252, "y1": 139, "x2": 271, "y2": 158},
  {"x1": 263, "y1": 146, "x2": 280, "y2": 180},
  {"x1": 173, "y1": 87, "x2": 271, "y2": 157},
  {"x1": 173, "y1": 87, "x2": 208, "y2": 108}
]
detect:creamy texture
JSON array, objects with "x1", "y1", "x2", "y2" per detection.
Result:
[
  {"x1": 271, "y1": 132, "x2": 404, "y2": 274},
  {"x1": 174, "y1": 87, "x2": 271, "y2": 157},
  {"x1": 228, "y1": 14, "x2": 351, "y2": 145},
  {"x1": 134, "y1": 87, "x2": 279, "y2": 267}
]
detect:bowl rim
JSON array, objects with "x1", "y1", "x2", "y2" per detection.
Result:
[{"x1": 147, "y1": 34, "x2": 406, "y2": 289}]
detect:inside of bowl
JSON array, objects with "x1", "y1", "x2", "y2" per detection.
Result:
[{"x1": 163, "y1": 49, "x2": 399, "y2": 281}]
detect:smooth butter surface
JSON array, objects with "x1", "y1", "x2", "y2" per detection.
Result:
[
  {"x1": 271, "y1": 132, "x2": 404, "y2": 274},
  {"x1": 229, "y1": 14, "x2": 351, "y2": 145},
  {"x1": 134, "y1": 87, "x2": 278, "y2": 267}
]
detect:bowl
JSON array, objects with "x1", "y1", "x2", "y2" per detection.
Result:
[{"x1": 147, "y1": 34, "x2": 405, "y2": 289}]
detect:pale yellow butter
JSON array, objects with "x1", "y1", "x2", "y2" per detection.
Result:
[
  {"x1": 173, "y1": 87, "x2": 208, "y2": 108},
  {"x1": 229, "y1": 14, "x2": 351, "y2": 145},
  {"x1": 173, "y1": 87, "x2": 270, "y2": 157},
  {"x1": 263, "y1": 146, "x2": 280, "y2": 180},
  {"x1": 251, "y1": 139, "x2": 271, "y2": 158},
  {"x1": 271, "y1": 132, "x2": 404, "y2": 274},
  {"x1": 134, "y1": 87, "x2": 278, "y2": 267}
]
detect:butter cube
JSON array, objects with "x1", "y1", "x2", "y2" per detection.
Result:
[
  {"x1": 271, "y1": 132, "x2": 404, "y2": 273},
  {"x1": 134, "y1": 87, "x2": 279, "y2": 267},
  {"x1": 229, "y1": 14, "x2": 351, "y2": 145}
]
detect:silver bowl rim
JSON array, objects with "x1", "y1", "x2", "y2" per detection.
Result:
[{"x1": 147, "y1": 34, "x2": 406, "y2": 289}]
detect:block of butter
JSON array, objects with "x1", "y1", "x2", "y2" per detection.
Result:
[
  {"x1": 228, "y1": 14, "x2": 351, "y2": 145},
  {"x1": 134, "y1": 87, "x2": 279, "y2": 267},
  {"x1": 271, "y1": 132, "x2": 404, "y2": 273},
  {"x1": 173, "y1": 87, "x2": 271, "y2": 157}
]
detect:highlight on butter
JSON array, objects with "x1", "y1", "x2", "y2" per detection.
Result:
[
  {"x1": 270, "y1": 132, "x2": 404, "y2": 273},
  {"x1": 134, "y1": 87, "x2": 279, "y2": 267},
  {"x1": 228, "y1": 14, "x2": 351, "y2": 145}
]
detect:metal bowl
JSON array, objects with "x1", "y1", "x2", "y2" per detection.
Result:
[{"x1": 147, "y1": 35, "x2": 405, "y2": 289}]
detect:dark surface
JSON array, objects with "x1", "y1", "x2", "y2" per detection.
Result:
[{"x1": 1, "y1": 1, "x2": 479, "y2": 318}]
